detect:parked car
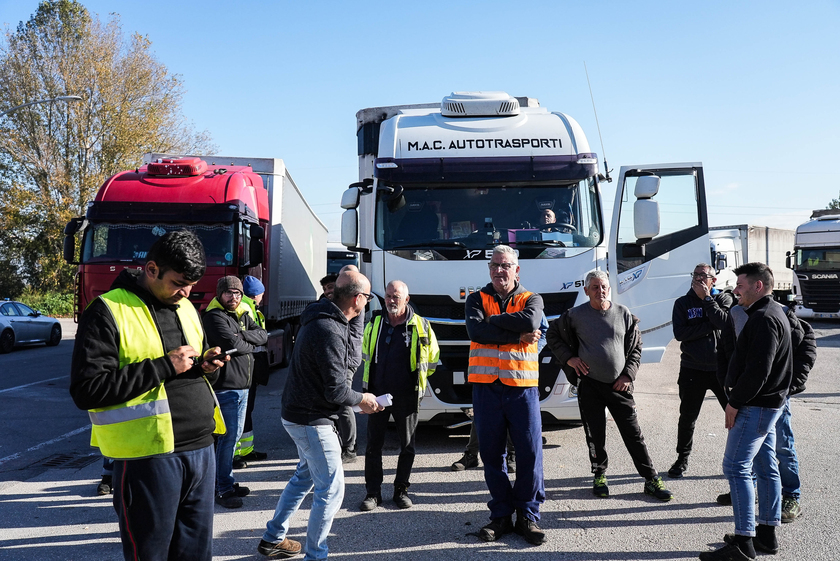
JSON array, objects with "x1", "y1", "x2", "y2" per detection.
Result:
[{"x1": 0, "y1": 300, "x2": 62, "y2": 353}]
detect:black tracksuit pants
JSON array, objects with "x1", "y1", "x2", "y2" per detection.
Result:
[
  {"x1": 577, "y1": 376, "x2": 657, "y2": 480},
  {"x1": 676, "y1": 366, "x2": 728, "y2": 459}
]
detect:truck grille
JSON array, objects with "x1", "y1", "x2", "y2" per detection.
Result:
[{"x1": 799, "y1": 276, "x2": 840, "y2": 313}]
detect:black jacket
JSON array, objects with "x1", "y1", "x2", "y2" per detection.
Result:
[
  {"x1": 69, "y1": 269, "x2": 218, "y2": 453},
  {"x1": 787, "y1": 309, "x2": 816, "y2": 395},
  {"x1": 281, "y1": 297, "x2": 364, "y2": 426},
  {"x1": 202, "y1": 300, "x2": 268, "y2": 391},
  {"x1": 672, "y1": 289, "x2": 732, "y2": 371},
  {"x1": 546, "y1": 304, "x2": 642, "y2": 387},
  {"x1": 724, "y1": 295, "x2": 793, "y2": 409}
]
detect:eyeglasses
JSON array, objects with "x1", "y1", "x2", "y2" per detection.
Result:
[
  {"x1": 692, "y1": 273, "x2": 713, "y2": 279},
  {"x1": 223, "y1": 290, "x2": 242, "y2": 298},
  {"x1": 356, "y1": 292, "x2": 375, "y2": 303},
  {"x1": 488, "y1": 262, "x2": 515, "y2": 271}
]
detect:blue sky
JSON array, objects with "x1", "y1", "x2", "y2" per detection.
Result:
[{"x1": 2, "y1": 0, "x2": 838, "y2": 239}]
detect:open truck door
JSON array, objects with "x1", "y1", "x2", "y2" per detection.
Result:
[{"x1": 608, "y1": 163, "x2": 710, "y2": 363}]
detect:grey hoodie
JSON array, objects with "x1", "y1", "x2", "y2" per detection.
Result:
[{"x1": 281, "y1": 297, "x2": 364, "y2": 425}]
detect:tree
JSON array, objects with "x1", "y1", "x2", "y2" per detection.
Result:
[
  {"x1": 828, "y1": 192, "x2": 840, "y2": 210},
  {"x1": 0, "y1": 0, "x2": 216, "y2": 296}
]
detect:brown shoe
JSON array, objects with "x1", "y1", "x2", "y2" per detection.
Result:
[{"x1": 257, "y1": 537, "x2": 302, "y2": 558}]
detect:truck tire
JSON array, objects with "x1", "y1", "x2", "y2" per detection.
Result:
[{"x1": 280, "y1": 325, "x2": 294, "y2": 368}]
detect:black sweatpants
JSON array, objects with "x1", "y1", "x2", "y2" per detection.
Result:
[
  {"x1": 112, "y1": 445, "x2": 215, "y2": 561},
  {"x1": 676, "y1": 366, "x2": 728, "y2": 458},
  {"x1": 364, "y1": 393, "x2": 418, "y2": 495},
  {"x1": 577, "y1": 376, "x2": 657, "y2": 480}
]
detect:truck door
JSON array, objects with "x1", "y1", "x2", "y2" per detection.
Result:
[{"x1": 608, "y1": 163, "x2": 710, "y2": 363}]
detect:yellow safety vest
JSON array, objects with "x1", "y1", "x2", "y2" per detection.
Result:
[
  {"x1": 468, "y1": 291, "x2": 540, "y2": 387},
  {"x1": 88, "y1": 289, "x2": 225, "y2": 459},
  {"x1": 361, "y1": 312, "x2": 439, "y2": 402}
]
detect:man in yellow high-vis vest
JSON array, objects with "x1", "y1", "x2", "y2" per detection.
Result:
[
  {"x1": 70, "y1": 230, "x2": 228, "y2": 561},
  {"x1": 467, "y1": 245, "x2": 547, "y2": 546}
]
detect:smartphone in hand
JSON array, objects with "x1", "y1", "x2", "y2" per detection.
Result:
[{"x1": 194, "y1": 348, "x2": 240, "y2": 364}]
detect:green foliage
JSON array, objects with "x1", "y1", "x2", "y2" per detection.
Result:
[
  {"x1": 828, "y1": 192, "x2": 840, "y2": 210},
  {"x1": 16, "y1": 287, "x2": 74, "y2": 317},
  {"x1": 0, "y1": 0, "x2": 216, "y2": 294}
]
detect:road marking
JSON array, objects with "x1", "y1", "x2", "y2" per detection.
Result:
[
  {"x1": 0, "y1": 425, "x2": 90, "y2": 466},
  {"x1": 0, "y1": 375, "x2": 68, "y2": 394}
]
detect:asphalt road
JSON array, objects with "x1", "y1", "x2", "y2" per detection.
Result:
[{"x1": 0, "y1": 318, "x2": 838, "y2": 560}]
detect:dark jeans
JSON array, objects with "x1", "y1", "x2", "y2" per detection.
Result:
[
  {"x1": 112, "y1": 445, "x2": 215, "y2": 561},
  {"x1": 473, "y1": 382, "x2": 544, "y2": 521},
  {"x1": 577, "y1": 376, "x2": 657, "y2": 480},
  {"x1": 676, "y1": 366, "x2": 728, "y2": 459},
  {"x1": 364, "y1": 394, "x2": 419, "y2": 495}
]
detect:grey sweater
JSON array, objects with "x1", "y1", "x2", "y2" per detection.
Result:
[{"x1": 564, "y1": 302, "x2": 635, "y2": 384}]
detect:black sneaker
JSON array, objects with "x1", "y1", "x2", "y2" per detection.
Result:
[
  {"x1": 667, "y1": 457, "x2": 688, "y2": 479},
  {"x1": 716, "y1": 491, "x2": 732, "y2": 505},
  {"x1": 477, "y1": 515, "x2": 513, "y2": 542},
  {"x1": 359, "y1": 494, "x2": 381, "y2": 511},
  {"x1": 243, "y1": 450, "x2": 268, "y2": 461},
  {"x1": 233, "y1": 483, "x2": 250, "y2": 497},
  {"x1": 699, "y1": 542, "x2": 754, "y2": 561},
  {"x1": 233, "y1": 457, "x2": 248, "y2": 470},
  {"x1": 451, "y1": 452, "x2": 479, "y2": 471},
  {"x1": 506, "y1": 452, "x2": 516, "y2": 474},
  {"x1": 393, "y1": 485, "x2": 412, "y2": 509},
  {"x1": 341, "y1": 448, "x2": 357, "y2": 464},
  {"x1": 257, "y1": 537, "x2": 302, "y2": 558},
  {"x1": 96, "y1": 475, "x2": 112, "y2": 496},
  {"x1": 593, "y1": 474, "x2": 609, "y2": 498},
  {"x1": 644, "y1": 476, "x2": 673, "y2": 502},
  {"x1": 215, "y1": 490, "x2": 243, "y2": 509},
  {"x1": 514, "y1": 511, "x2": 547, "y2": 545},
  {"x1": 725, "y1": 529, "x2": 778, "y2": 555}
]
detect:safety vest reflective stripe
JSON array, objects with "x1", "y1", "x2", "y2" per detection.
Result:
[
  {"x1": 88, "y1": 399, "x2": 171, "y2": 425},
  {"x1": 468, "y1": 290, "x2": 540, "y2": 387}
]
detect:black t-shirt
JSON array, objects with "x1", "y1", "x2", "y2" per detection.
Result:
[{"x1": 369, "y1": 317, "x2": 414, "y2": 398}]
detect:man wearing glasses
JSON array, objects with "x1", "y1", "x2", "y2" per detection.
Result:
[
  {"x1": 203, "y1": 276, "x2": 268, "y2": 508},
  {"x1": 668, "y1": 263, "x2": 733, "y2": 479},
  {"x1": 258, "y1": 270, "x2": 383, "y2": 560},
  {"x1": 358, "y1": 280, "x2": 439, "y2": 511},
  {"x1": 466, "y1": 245, "x2": 546, "y2": 546}
]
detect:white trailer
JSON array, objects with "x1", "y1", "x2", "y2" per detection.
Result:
[
  {"x1": 709, "y1": 225, "x2": 794, "y2": 299},
  {"x1": 340, "y1": 91, "x2": 711, "y2": 425},
  {"x1": 787, "y1": 211, "x2": 840, "y2": 319}
]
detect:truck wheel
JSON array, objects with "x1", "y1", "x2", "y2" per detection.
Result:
[
  {"x1": 280, "y1": 326, "x2": 294, "y2": 368},
  {"x1": 0, "y1": 329, "x2": 14, "y2": 353},
  {"x1": 47, "y1": 324, "x2": 62, "y2": 346}
]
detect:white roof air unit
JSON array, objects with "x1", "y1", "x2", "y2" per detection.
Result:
[{"x1": 441, "y1": 91, "x2": 520, "y2": 117}]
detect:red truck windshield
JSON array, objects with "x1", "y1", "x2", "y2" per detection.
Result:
[{"x1": 81, "y1": 223, "x2": 236, "y2": 267}]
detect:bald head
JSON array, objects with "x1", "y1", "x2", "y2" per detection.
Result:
[
  {"x1": 385, "y1": 280, "x2": 410, "y2": 320},
  {"x1": 339, "y1": 264, "x2": 359, "y2": 274},
  {"x1": 332, "y1": 270, "x2": 371, "y2": 318}
]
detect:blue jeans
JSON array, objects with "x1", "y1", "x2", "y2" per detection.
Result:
[
  {"x1": 263, "y1": 420, "x2": 344, "y2": 561},
  {"x1": 215, "y1": 389, "x2": 249, "y2": 495},
  {"x1": 776, "y1": 397, "x2": 800, "y2": 500},
  {"x1": 473, "y1": 383, "x2": 545, "y2": 521},
  {"x1": 722, "y1": 405, "x2": 783, "y2": 536}
]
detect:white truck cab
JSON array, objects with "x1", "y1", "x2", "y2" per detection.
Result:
[{"x1": 341, "y1": 92, "x2": 710, "y2": 425}]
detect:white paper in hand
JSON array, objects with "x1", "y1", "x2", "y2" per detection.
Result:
[{"x1": 353, "y1": 393, "x2": 393, "y2": 412}]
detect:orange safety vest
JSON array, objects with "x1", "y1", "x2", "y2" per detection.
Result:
[{"x1": 468, "y1": 290, "x2": 539, "y2": 387}]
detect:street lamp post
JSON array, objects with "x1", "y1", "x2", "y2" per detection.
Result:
[{"x1": 0, "y1": 95, "x2": 82, "y2": 118}]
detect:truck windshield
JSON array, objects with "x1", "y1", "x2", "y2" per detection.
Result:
[
  {"x1": 796, "y1": 248, "x2": 840, "y2": 271},
  {"x1": 81, "y1": 223, "x2": 236, "y2": 266},
  {"x1": 375, "y1": 179, "x2": 602, "y2": 251}
]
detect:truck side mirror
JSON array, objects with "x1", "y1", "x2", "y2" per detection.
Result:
[
  {"x1": 63, "y1": 218, "x2": 83, "y2": 265},
  {"x1": 341, "y1": 209, "x2": 359, "y2": 248},
  {"x1": 249, "y1": 240, "x2": 264, "y2": 267},
  {"x1": 341, "y1": 187, "x2": 361, "y2": 210},
  {"x1": 715, "y1": 252, "x2": 728, "y2": 271},
  {"x1": 785, "y1": 251, "x2": 792, "y2": 270},
  {"x1": 633, "y1": 176, "x2": 660, "y2": 240}
]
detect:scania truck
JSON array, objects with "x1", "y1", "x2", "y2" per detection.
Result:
[
  {"x1": 339, "y1": 91, "x2": 711, "y2": 425},
  {"x1": 63, "y1": 154, "x2": 327, "y2": 366},
  {"x1": 787, "y1": 210, "x2": 840, "y2": 319}
]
